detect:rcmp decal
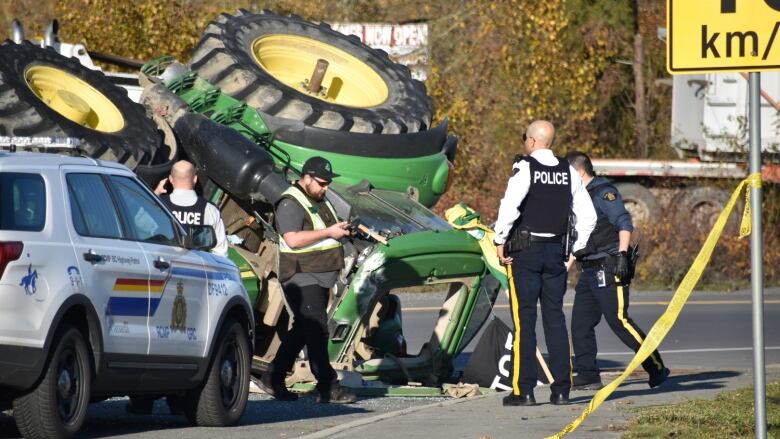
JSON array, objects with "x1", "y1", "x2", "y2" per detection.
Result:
[
  {"x1": 107, "y1": 277, "x2": 165, "y2": 317},
  {"x1": 106, "y1": 261, "x2": 240, "y2": 318},
  {"x1": 109, "y1": 321, "x2": 130, "y2": 335},
  {"x1": 171, "y1": 280, "x2": 187, "y2": 332},
  {"x1": 156, "y1": 325, "x2": 197, "y2": 340},
  {"x1": 19, "y1": 263, "x2": 38, "y2": 296},
  {"x1": 603, "y1": 191, "x2": 617, "y2": 202},
  {"x1": 67, "y1": 266, "x2": 83, "y2": 293}
]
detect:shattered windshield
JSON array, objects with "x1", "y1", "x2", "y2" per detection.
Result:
[{"x1": 328, "y1": 181, "x2": 451, "y2": 237}]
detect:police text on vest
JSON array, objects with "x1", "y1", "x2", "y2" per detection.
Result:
[
  {"x1": 173, "y1": 211, "x2": 202, "y2": 225},
  {"x1": 533, "y1": 170, "x2": 569, "y2": 185}
]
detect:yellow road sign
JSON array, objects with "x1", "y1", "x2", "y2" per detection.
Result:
[{"x1": 668, "y1": 0, "x2": 780, "y2": 73}]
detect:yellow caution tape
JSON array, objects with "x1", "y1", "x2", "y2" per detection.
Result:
[{"x1": 549, "y1": 173, "x2": 762, "y2": 439}]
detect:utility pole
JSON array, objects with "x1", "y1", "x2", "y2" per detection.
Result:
[{"x1": 632, "y1": 0, "x2": 649, "y2": 157}]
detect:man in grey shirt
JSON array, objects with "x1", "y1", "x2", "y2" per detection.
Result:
[{"x1": 257, "y1": 156, "x2": 356, "y2": 404}]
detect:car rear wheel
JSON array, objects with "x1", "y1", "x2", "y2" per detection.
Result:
[
  {"x1": 12, "y1": 325, "x2": 92, "y2": 439},
  {"x1": 185, "y1": 319, "x2": 250, "y2": 426}
]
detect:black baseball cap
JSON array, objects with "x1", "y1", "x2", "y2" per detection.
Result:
[{"x1": 302, "y1": 156, "x2": 339, "y2": 182}]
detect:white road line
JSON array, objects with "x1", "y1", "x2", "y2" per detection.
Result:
[
  {"x1": 402, "y1": 300, "x2": 780, "y2": 313},
  {"x1": 598, "y1": 346, "x2": 780, "y2": 356}
]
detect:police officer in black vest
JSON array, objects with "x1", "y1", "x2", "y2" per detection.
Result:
[
  {"x1": 494, "y1": 120, "x2": 596, "y2": 406},
  {"x1": 565, "y1": 151, "x2": 669, "y2": 390},
  {"x1": 256, "y1": 156, "x2": 357, "y2": 404},
  {"x1": 155, "y1": 160, "x2": 227, "y2": 257}
]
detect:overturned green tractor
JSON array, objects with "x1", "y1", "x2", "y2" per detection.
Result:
[{"x1": 0, "y1": 10, "x2": 500, "y2": 387}]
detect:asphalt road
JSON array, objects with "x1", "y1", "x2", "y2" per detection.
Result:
[
  {"x1": 2, "y1": 288, "x2": 778, "y2": 438},
  {"x1": 402, "y1": 288, "x2": 780, "y2": 371}
]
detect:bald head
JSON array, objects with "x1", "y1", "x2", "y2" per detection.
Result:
[
  {"x1": 524, "y1": 120, "x2": 555, "y2": 151},
  {"x1": 169, "y1": 160, "x2": 197, "y2": 190}
]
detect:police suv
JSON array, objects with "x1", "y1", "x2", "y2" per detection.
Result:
[{"x1": 0, "y1": 147, "x2": 253, "y2": 438}]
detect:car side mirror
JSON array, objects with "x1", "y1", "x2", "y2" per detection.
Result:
[{"x1": 183, "y1": 225, "x2": 216, "y2": 251}]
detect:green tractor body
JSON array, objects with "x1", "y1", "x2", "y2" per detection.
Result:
[{"x1": 163, "y1": 71, "x2": 453, "y2": 208}]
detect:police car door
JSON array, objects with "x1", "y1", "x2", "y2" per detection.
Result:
[
  {"x1": 63, "y1": 169, "x2": 151, "y2": 355},
  {"x1": 105, "y1": 175, "x2": 208, "y2": 358}
]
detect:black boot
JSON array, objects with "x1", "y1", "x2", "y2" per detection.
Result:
[
  {"x1": 254, "y1": 374, "x2": 298, "y2": 401},
  {"x1": 502, "y1": 393, "x2": 536, "y2": 406},
  {"x1": 648, "y1": 368, "x2": 671, "y2": 388},
  {"x1": 572, "y1": 374, "x2": 604, "y2": 390}
]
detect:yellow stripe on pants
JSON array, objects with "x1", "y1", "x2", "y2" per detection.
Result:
[
  {"x1": 507, "y1": 265, "x2": 522, "y2": 396},
  {"x1": 616, "y1": 282, "x2": 663, "y2": 370},
  {"x1": 548, "y1": 173, "x2": 761, "y2": 439}
]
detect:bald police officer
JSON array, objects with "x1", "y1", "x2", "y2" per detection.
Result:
[
  {"x1": 155, "y1": 160, "x2": 228, "y2": 257},
  {"x1": 566, "y1": 151, "x2": 669, "y2": 390},
  {"x1": 494, "y1": 121, "x2": 596, "y2": 406}
]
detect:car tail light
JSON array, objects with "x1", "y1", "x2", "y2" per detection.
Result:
[{"x1": 0, "y1": 242, "x2": 24, "y2": 279}]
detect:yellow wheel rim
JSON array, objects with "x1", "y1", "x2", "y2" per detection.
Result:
[
  {"x1": 251, "y1": 35, "x2": 389, "y2": 108},
  {"x1": 25, "y1": 66, "x2": 125, "y2": 133}
]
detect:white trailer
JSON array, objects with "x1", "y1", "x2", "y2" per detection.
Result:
[{"x1": 592, "y1": 73, "x2": 780, "y2": 228}]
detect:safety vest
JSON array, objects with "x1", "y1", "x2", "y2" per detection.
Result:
[
  {"x1": 581, "y1": 180, "x2": 620, "y2": 256},
  {"x1": 277, "y1": 186, "x2": 344, "y2": 280}
]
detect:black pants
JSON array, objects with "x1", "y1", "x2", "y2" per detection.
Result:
[
  {"x1": 507, "y1": 242, "x2": 570, "y2": 397},
  {"x1": 270, "y1": 282, "x2": 336, "y2": 395},
  {"x1": 572, "y1": 266, "x2": 665, "y2": 381}
]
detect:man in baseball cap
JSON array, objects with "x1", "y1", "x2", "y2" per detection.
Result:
[
  {"x1": 257, "y1": 155, "x2": 356, "y2": 404},
  {"x1": 302, "y1": 156, "x2": 340, "y2": 184}
]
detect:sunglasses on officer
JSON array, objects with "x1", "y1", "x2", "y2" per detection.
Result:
[
  {"x1": 312, "y1": 177, "x2": 331, "y2": 187},
  {"x1": 522, "y1": 133, "x2": 534, "y2": 142}
]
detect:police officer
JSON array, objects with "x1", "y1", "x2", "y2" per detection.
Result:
[
  {"x1": 155, "y1": 160, "x2": 228, "y2": 257},
  {"x1": 127, "y1": 160, "x2": 228, "y2": 414},
  {"x1": 257, "y1": 156, "x2": 357, "y2": 404},
  {"x1": 565, "y1": 151, "x2": 669, "y2": 390},
  {"x1": 494, "y1": 120, "x2": 596, "y2": 406}
]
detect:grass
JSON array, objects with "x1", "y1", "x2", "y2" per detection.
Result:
[{"x1": 623, "y1": 381, "x2": 780, "y2": 438}]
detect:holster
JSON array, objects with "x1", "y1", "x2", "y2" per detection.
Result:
[{"x1": 505, "y1": 225, "x2": 531, "y2": 254}]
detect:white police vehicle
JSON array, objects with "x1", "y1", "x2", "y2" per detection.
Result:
[{"x1": 0, "y1": 143, "x2": 253, "y2": 438}]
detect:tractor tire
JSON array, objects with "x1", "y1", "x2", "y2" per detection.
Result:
[
  {"x1": 0, "y1": 41, "x2": 161, "y2": 169},
  {"x1": 189, "y1": 9, "x2": 432, "y2": 134}
]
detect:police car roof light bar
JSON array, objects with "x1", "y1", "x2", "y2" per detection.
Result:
[{"x1": 0, "y1": 136, "x2": 83, "y2": 154}]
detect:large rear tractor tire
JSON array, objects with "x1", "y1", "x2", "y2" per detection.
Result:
[
  {"x1": 12, "y1": 325, "x2": 92, "y2": 439},
  {"x1": 190, "y1": 9, "x2": 432, "y2": 134},
  {"x1": 0, "y1": 41, "x2": 161, "y2": 169}
]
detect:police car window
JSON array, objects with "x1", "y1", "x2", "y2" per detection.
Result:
[
  {"x1": 108, "y1": 176, "x2": 177, "y2": 246},
  {"x1": 66, "y1": 173, "x2": 123, "y2": 239},
  {"x1": 0, "y1": 173, "x2": 46, "y2": 231}
]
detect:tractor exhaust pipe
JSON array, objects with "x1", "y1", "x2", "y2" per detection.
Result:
[
  {"x1": 308, "y1": 59, "x2": 329, "y2": 94},
  {"x1": 11, "y1": 19, "x2": 24, "y2": 43},
  {"x1": 173, "y1": 112, "x2": 289, "y2": 205},
  {"x1": 43, "y1": 19, "x2": 59, "y2": 47}
]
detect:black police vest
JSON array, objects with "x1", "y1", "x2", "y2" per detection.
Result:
[
  {"x1": 515, "y1": 156, "x2": 572, "y2": 234},
  {"x1": 582, "y1": 181, "x2": 620, "y2": 255},
  {"x1": 159, "y1": 193, "x2": 208, "y2": 226}
]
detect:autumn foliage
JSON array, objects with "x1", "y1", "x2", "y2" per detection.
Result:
[{"x1": 1, "y1": 0, "x2": 776, "y2": 287}]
